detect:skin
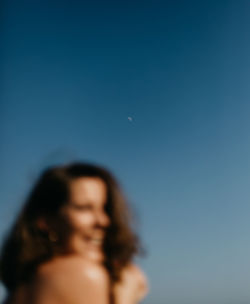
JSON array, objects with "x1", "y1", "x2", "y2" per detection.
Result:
[
  {"x1": 7, "y1": 178, "x2": 148, "y2": 304},
  {"x1": 60, "y1": 177, "x2": 110, "y2": 263}
]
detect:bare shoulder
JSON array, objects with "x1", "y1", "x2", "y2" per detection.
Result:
[
  {"x1": 38, "y1": 255, "x2": 109, "y2": 281},
  {"x1": 35, "y1": 256, "x2": 110, "y2": 304}
]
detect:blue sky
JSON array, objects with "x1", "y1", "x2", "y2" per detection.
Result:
[{"x1": 1, "y1": 1, "x2": 250, "y2": 303}]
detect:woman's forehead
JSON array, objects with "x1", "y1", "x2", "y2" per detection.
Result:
[{"x1": 69, "y1": 177, "x2": 107, "y2": 204}]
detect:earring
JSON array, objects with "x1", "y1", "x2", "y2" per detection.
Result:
[{"x1": 48, "y1": 230, "x2": 58, "y2": 242}]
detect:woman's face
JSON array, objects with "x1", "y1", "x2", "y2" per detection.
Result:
[{"x1": 60, "y1": 177, "x2": 110, "y2": 263}]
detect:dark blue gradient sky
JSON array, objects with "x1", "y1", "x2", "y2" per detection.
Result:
[{"x1": 1, "y1": 1, "x2": 250, "y2": 303}]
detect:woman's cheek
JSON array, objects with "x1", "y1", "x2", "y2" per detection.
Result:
[{"x1": 70, "y1": 212, "x2": 95, "y2": 229}]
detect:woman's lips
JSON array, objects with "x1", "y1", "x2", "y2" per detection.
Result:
[{"x1": 84, "y1": 236, "x2": 104, "y2": 248}]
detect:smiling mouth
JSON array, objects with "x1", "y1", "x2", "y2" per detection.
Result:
[{"x1": 85, "y1": 237, "x2": 104, "y2": 247}]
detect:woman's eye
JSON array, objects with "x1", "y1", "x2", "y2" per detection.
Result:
[{"x1": 73, "y1": 204, "x2": 92, "y2": 211}]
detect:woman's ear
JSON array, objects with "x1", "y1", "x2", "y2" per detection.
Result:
[
  {"x1": 36, "y1": 217, "x2": 59, "y2": 242},
  {"x1": 36, "y1": 217, "x2": 49, "y2": 232}
]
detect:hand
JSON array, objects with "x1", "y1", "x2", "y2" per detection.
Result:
[{"x1": 112, "y1": 264, "x2": 149, "y2": 304}]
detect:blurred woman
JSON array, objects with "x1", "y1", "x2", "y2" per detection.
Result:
[{"x1": 0, "y1": 162, "x2": 148, "y2": 304}]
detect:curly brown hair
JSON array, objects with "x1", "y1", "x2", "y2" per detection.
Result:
[{"x1": 0, "y1": 162, "x2": 143, "y2": 294}]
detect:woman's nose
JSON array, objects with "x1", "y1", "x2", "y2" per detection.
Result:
[{"x1": 95, "y1": 211, "x2": 110, "y2": 227}]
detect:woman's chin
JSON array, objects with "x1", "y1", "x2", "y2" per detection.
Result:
[
  {"x1": 64, "y1": 239, "x2": 106, "y2": 263},
  {"x1": 75, "y1": 248, "x2": 105, "y2": 263},
  {"x1": 88, "y1": 252, "x2": 105, "y2": 263}
]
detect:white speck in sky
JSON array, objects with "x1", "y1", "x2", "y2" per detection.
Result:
[{"x1": 128, "y1": 116, "x2": 133, "y2": 122}]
